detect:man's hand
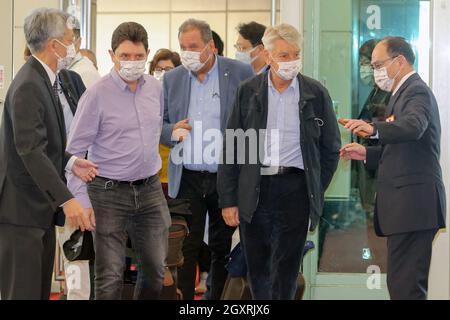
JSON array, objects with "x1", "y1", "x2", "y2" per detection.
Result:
[
  {"x1": 72, "y1": 158, "x2": 99, "y2": 183},
  {"x1": 340, "y1": 143, "x2": 367, "y2": 161},
  {"x1": 63, "y1": 199, "x2": 95, "y2": 232},
  {"x1": 343, "y1": 119, "x2": 374, "y2": 137},
  {"x1": 85, "y1": 208, "x2": 96, "y2": 229},
  {"x1": 222, "y1": 207, "x2": 240, "y2": 227},
  {"x1": 172, "y1": 119, "x2": 192, "y2": 142}
]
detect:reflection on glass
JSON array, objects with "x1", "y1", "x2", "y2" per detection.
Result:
[{"x1": 318, "y1": 0, "x2": 430, "y2": 274}]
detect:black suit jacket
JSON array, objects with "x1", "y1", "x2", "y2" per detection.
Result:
[
  {"x1": 0, "y1": 57, "x2": 74, "y2": 229},
  {"x1": 367, "y1": 73, "x2": 446, "y2": 236},
  {"x1": 217, "y1": 72, "x2": 341, "y2": 231}
]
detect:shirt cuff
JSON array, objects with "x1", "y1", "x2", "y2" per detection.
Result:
[
  {"x1": 78, "y1": 194, "x2": 93, "y2": 209},
  {"x1": 370, "y1": 132, "x2": 379, "y2": 140},
  {"x1": 59, "y1": 198, "x2": 74, "y2": 208},
  {"x1": 65, "y1": 156, "x2": 78, "y2": 172}
]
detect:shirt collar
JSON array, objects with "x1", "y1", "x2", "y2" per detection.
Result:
[
  {"x1": 268, "y1": 72, "x2": 298, "y2": 92},
  {"x1": 257, "y1": 64, "x2": 269, "y2": 75},
  {"x1": 33, "y1": 55, "x2": 56, "y2": 85},
  {"x1": 392, "y1": 71, "x2": 416, "y2": 96},
  {"x1": 189, "y1": 54, "x2": 218, "y2": 81},
  {"x1": 110, "y1": 67, "x2": 146, "y2": 92}
]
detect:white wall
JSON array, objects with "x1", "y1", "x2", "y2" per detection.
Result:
[
  {"x1": 13, "y1": 0, "x2": 60, "y2": 76},
  {"x1": 95, "y1": 0, "x2": 280, "y2": 76},
  {"x1": 1, "y1": 0, "x2": 60, "y2": 120},
  {"x1": 429, "y1": 0, "x2": 450, "y2": 300}
]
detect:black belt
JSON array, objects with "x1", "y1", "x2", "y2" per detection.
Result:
[
  {"x1": 96, "y1": 176, "x2": 153, "y2": 187},
  {"x1": 183, "y1": 168, "x2": 217, "y2": 176},
  {"x1": 261, "y1": 166, "x2": 304, "y2": 176}
]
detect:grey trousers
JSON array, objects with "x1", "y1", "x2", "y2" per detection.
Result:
[{"x1": 88, "y1": 175, "x2": 171, "y2": 300}]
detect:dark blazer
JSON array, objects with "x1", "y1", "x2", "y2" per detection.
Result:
[
  {"x1": 217, "y1": 72, "x2": 341, "y2": 231},
  {"x1": 0, "y1": 57, "x2": 74, "y2": 229},
  {"x1": 367, "y1": 73, "x2": 446, "y2": 236}
]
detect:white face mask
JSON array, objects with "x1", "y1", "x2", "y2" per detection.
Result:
[
  {"x1": 273, "y1": 58, "x2": 302, "y2": 81},
  {"x1": 360, "y1": 64, "x2": 374, "y2": 86},
  {"x1": 54, "y1": 40, "x2": 76, "y2": 71},
  {"x1": 118, "y1": 60, "x2": 147, "y2": 82},
  {"x1": 374, "y1": 57, "x2": 401, "y2": 92},
  {"x1": 180, "y1": 45, "x2": 211, "y2": 72},
  {"x1": 235, "y1": 47, "x2": 258, "y2": 65},
  {"x1": 153, "y1": 70, "x2": 165, "y2": 82}
]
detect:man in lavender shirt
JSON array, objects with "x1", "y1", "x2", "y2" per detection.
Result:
[{"x1": 66, "y1": 22, "x2": 171, "y2": 300}]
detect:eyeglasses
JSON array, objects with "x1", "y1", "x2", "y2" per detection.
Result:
[
  {"x1": 234, "y1": 44, "x2": 259, "y2": 52},
  {"x1": 154, "y1": 66, "x2": 174, "y2": 72},
  {"x1": 234, "y1": 44, "x2": 246, "y2": 52},
  {"x1": 371, "y1": 55, "x2": 399, "y2": 70}
]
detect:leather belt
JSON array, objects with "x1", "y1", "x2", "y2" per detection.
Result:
[
  {"x1": 261, "y1": 166, "x2": 305, "y2": 176},
  {"x1": 96, "y1": 176, "x2": 153, "y2": 187}
]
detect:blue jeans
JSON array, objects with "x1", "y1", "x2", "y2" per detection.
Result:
[
  {"x1": 239, "y1": 172, "x2": 310, "y2": 300},
  {"x1": 88, "y1": 175, "x2": 170, "y2": 300}
]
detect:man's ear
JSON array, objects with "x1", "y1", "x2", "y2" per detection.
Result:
[
  {"x1": 263, "y1": 49, "x2": 271, "y2": 65},
  {"x1": 399, "y1": 55, "x2": 409, "y2": 67},
  {"x1": 108, "y1": 49, "x2": 116, "y2": 63},
  {"x1": 209, "y1": 40, "x2": 216, "y2": 52},
  {"x1": 48, "y1": 38, "x2": 57, "y2": 53}
]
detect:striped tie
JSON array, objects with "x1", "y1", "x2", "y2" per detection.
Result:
[{"x1": 53, "y1": 76, "x2": 60, "y2": 103}]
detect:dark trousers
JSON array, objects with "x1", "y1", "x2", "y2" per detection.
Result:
[
  {"x1": 240, "y1": 171, "x2": 310, "y2": 300},
  {"x1": 0, "y1": 224, "x2": 55, "y2": 300},
  {"x1": 177, "y1": 169, "x2": 235, "y2": 300},
  {"x1": 387, "y1": 229, "x2": 437, "y2": 300},
  {"x1": 88, "y1": 175, "x2": 170, "y2": 300}
]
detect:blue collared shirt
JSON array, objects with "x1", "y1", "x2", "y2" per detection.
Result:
[
  {"x1": 263, "y1": 74, "x2": 304, "y2": 169},
  {"x1": 183, "y1": 56, "x2": 221, "y2": 172}
]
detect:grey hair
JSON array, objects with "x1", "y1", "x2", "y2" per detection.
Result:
[
  {"x1": 24, "y1": 8, "x2": 72, "y2": 54},
  {"x1": 262, "y1": 23, "x2": 302, "y2": 52},
  {"x1": 178, "y1": 19, "x2": 213, "y2": 44}
]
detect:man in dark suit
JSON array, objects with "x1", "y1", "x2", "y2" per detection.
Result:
[
  {"x1": 0, "y1": 8, "x2": 99, "y2": 300},
  {"x1": 341, "y1": 37, "x2": 446, "y2": 300}
]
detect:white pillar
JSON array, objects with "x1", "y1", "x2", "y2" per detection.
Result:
[
  {"x1": 280, "y1": 0, "x2": 303, "y2": 32},
  {"x1": 429, "y1": 0, "x2": 450, "y2": 300}
]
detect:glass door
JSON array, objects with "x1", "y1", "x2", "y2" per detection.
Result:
[{"x1": 301, "y1": 0, "x2": 431, "y2": 300}]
